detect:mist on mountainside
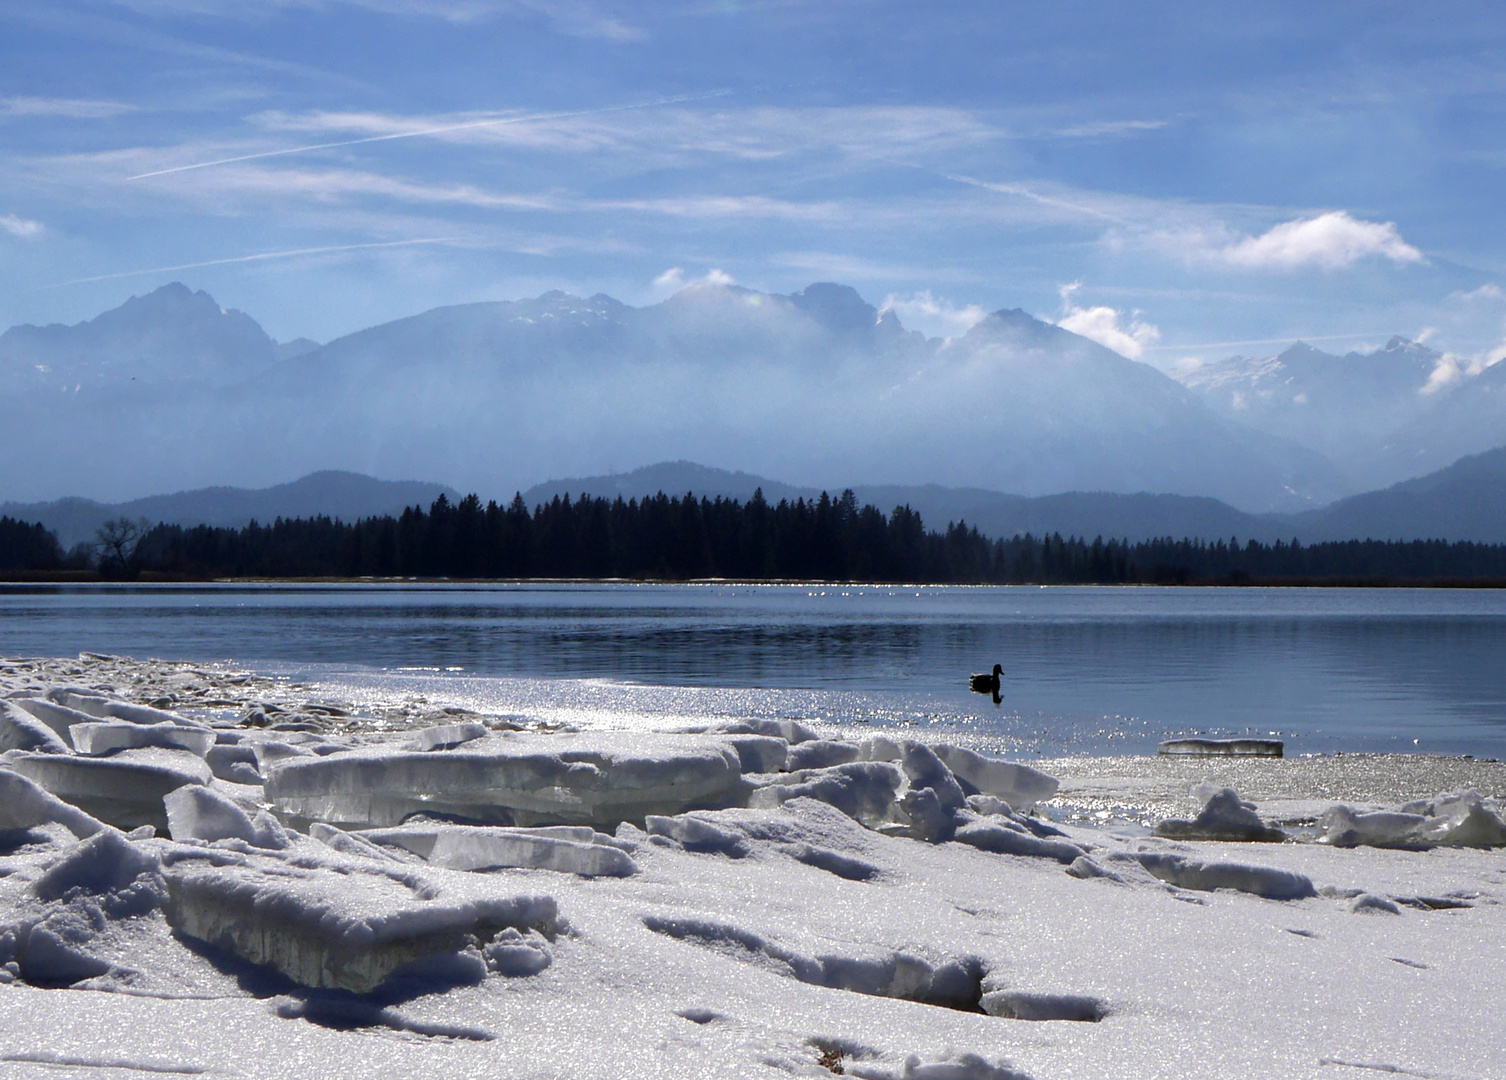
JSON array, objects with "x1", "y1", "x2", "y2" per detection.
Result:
[
  {"x1": 0, "y1": 281, "x2": 1358, "y2": 513},
  {"x1": 1177, "y1": 337, "x2": 1506, "y2": 490}
]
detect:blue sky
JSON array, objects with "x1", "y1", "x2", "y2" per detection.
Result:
[{"x1": 3, "y1": 1, "x2": 1506, "y2": 369}]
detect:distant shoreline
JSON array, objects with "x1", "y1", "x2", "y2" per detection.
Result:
[{"x1": 3, "y1": 571, "x2": 1505, "y2": 588}]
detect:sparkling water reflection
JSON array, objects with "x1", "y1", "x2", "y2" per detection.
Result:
[{"x1": 1, "y1": 582, "x2": 1503, "y2": 757}]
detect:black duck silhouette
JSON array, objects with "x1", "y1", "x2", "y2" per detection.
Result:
[{"x1": 969, "y1": 663, "x2": 1003, "y2": 696}]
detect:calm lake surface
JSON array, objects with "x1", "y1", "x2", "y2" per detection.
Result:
[{"x1": 1, "y1": 583, "x2": 1503, "y2": 759}]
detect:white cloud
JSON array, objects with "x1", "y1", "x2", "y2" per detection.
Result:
[
  {"x1": 1422, "y1": 341, "x2": 1506, "y2": 395},
  {"x1": 1054, "y1": 282, "x2": 1160, "y2": 359},
  {"x1": 879, "y1": 290, "x2": 988, "y2": 340},
  {"x1": 651, "y1": 267, "x2": 734, "y2": 296},
  {"x1": 1452, "y1": 283, "x2": 1504, "y2": 303},
  {"x1": 0, "y1": 215, "x2": 44, "y2": 238},
  {"x1": 1216, "y1": 211, "x2": 1424, "y2": 271}
]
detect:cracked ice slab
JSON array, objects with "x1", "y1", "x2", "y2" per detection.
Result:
[
  {"x1": 264, "y1": 730, "x2": 749, "y2": 829},
  {"x1": 362, "y1": 824, "x2": 638, "y2": 876},
  {"x1": 161, "y1": 846, "x2": 561, "y2": 993},
  {"x1": 3, "y1": 748, "x2": 212, "y2": 831}
]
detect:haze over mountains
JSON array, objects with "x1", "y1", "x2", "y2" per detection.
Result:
[
  {"x1": 1180, "y1": 337, "x2": 1506, "y2": 489},
  {"x1": 3, "y1": 282, "x2": 1505, "y2": 526}
]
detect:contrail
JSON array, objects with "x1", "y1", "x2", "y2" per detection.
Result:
[
  {"x1": 126, "y1": 89, "x2": 735, "y2": 181},
  {"x1": 944, "y1": 173, "x2": 1127, "y2": 224},
  {"x1": 40, "y1": 237, "x2": 456, "y2": 289}
]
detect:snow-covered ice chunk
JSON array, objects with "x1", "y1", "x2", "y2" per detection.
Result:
[
  {"x1": 1319, "y1": 807, "x2": 1430, "y2": 849},
  {"x1": 69, "y1": 721, "x2": 215, "y2": 758},
  {"x1": 643, "y1": 915, "x2": 984, "y2": 1010},
  {"x1": 265, "y1": 731, "x2": 748, "y2": 829},
  {"x1": 309, "y1": 822, "x2": 403, "y2": 861},
  {"x1": 162, "y1": 850, "x2": 561, "y2": 993},
  {"x1": 1319, "y1": 790, "x2": 1506, "y2": 849},
  {"x1": 0, "y1": 770, "x2": 105, "y2": 838},
  {"x1": 1421, "y1": 790, "x2": 1506, "y2": 847},
  {"x1": 363, "y1": 824, "x2": 638, "y2": 876},
  {"x1": 164, "y1": 784, "x2": 289, "y2": 849},
  {"x1": 411, "y1": 722, "x2": 488, "y2": 752},
  {"x1": 952, "y1": 820, "x2": 1086, "y2": 864},
  {"x1": 1155, "y1": 785, "x2": 1286, "y2": 842},
  {"x1": 1349, "y1": 892, "x2": 1402, "y2": 915},
  {"x1": 6, "y1": 748, "x2": 212, "y2": 830},
  {"x1": 1126, "y1": 852, "x2": 1317, "y2": 900},
  {"x1": 893, "y1": 741, "x2": 968, "y2": 811},
  {"x1": 787, "y1": 739, "x2": 862, "y2": 771},
  {"x1": 781, "y1": 842, "x2": 881, "y2": 881},
  {"x1": 849, "y1": 1052, "x2": 1032, "y2": 1080},
  {"x1": 931, "y1": 745, "x2": 1059, "y2": 809},
  {"x1": 722, "y1": 735, "x2": 789, "y2": 773},
  {"x1": 48, "y1": 690, "x2": 201, "y2": 729},
  {"x1": 697, "y1": 718, "x2": 820, "y2": 744},
  {"x1": 748, "y1": 762, "x2": 904, "y2": 828},
  {"x1": 899, "y1": 786, "x2": 957, "y2": 842},
  {"x1": 482, "y1": 926, "x2": 552, "y2": 976},
  {"x1": 979, "y1": 989, "x2": 1106, "y2": 1022},
  {"x1": 9, "y1": 697, "x2": 99, "y2": 743},
  {"x1": 645, "y1": 814, "x2": 750, "y2": 857},
  {"x1": 206, "y1": 743, "x2": 263, "y2": 784},
  {"x1": 32, "y1": 827, "x2": 162, "y2": 903},
  {"x1": 0, "y1": 701, "x2": 71, "y2": 754}
]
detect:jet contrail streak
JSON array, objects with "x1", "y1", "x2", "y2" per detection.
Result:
[
  {"x1": 41, "y1": 237, "x2": 456, "y2": 288},
  {"x1": 945, "y1": 173, "x2": 1127, "y2": 224},
  {"x1": 126, "y1": 90, "x2": 735, "y2": 181}
]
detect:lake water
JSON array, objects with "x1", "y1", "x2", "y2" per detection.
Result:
[{"x1": 1, "y1": 582, "x2": 1504, "y2": 759}]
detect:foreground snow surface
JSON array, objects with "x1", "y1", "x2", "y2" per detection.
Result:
[{"x1": 0, "y1": 656, "x2": 1503, "y2": 1080}]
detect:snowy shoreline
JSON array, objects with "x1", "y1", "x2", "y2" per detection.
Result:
[{"x1": 0, "y1": 653, "x2": 1503, "y2": 1079}]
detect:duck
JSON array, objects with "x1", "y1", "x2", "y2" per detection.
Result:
[{"x1": 969, "y1": 663, "x2": 1003, "y2": 695}]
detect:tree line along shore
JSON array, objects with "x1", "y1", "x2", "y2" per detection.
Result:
[{"x1": 3, "y1": 489, "x2": 1506, "y2": 586}]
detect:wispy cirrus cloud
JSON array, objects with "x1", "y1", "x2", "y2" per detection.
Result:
[
  {"x1": 104, "y1": 0, "x2": 646, "y2": 39},
  {"x1": 1, "y1": 96, "x2": 137, "y2": 119},
  {"x1": 126, "y1": 91, "x2": 735, "y2": 180},
  {"x1": 40, "y1": 236, "x2": 458, "y2": 288},
  {"x1": 245, "y1": 103, "x2": 1004, "y2": 163}
]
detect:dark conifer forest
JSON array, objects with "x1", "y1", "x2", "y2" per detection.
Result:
[{"x1": 5, "y1": 491, "x2": 1506, "y2": 584}]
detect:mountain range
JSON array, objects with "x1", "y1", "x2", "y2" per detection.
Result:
[
  {"x1": 1178, "y1": 337, "x2": 1506, "y2": 489},
  {"x1": 0, "y1": 471, "x2": 459, "y2": 550},
  {"x1": 12, "y1": 446, "x2": 1506, "y2": 551},
  {"x1": 4, "y1": 281, "x2": 1504, "y2": 518},
  {"x1": 527, "y1": 451, "x2": 1506, "y2": 545}
]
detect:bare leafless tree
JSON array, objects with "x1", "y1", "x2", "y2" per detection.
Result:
[{"x1": 94, "y1": 517, "x2": 149, "y2": 574}]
